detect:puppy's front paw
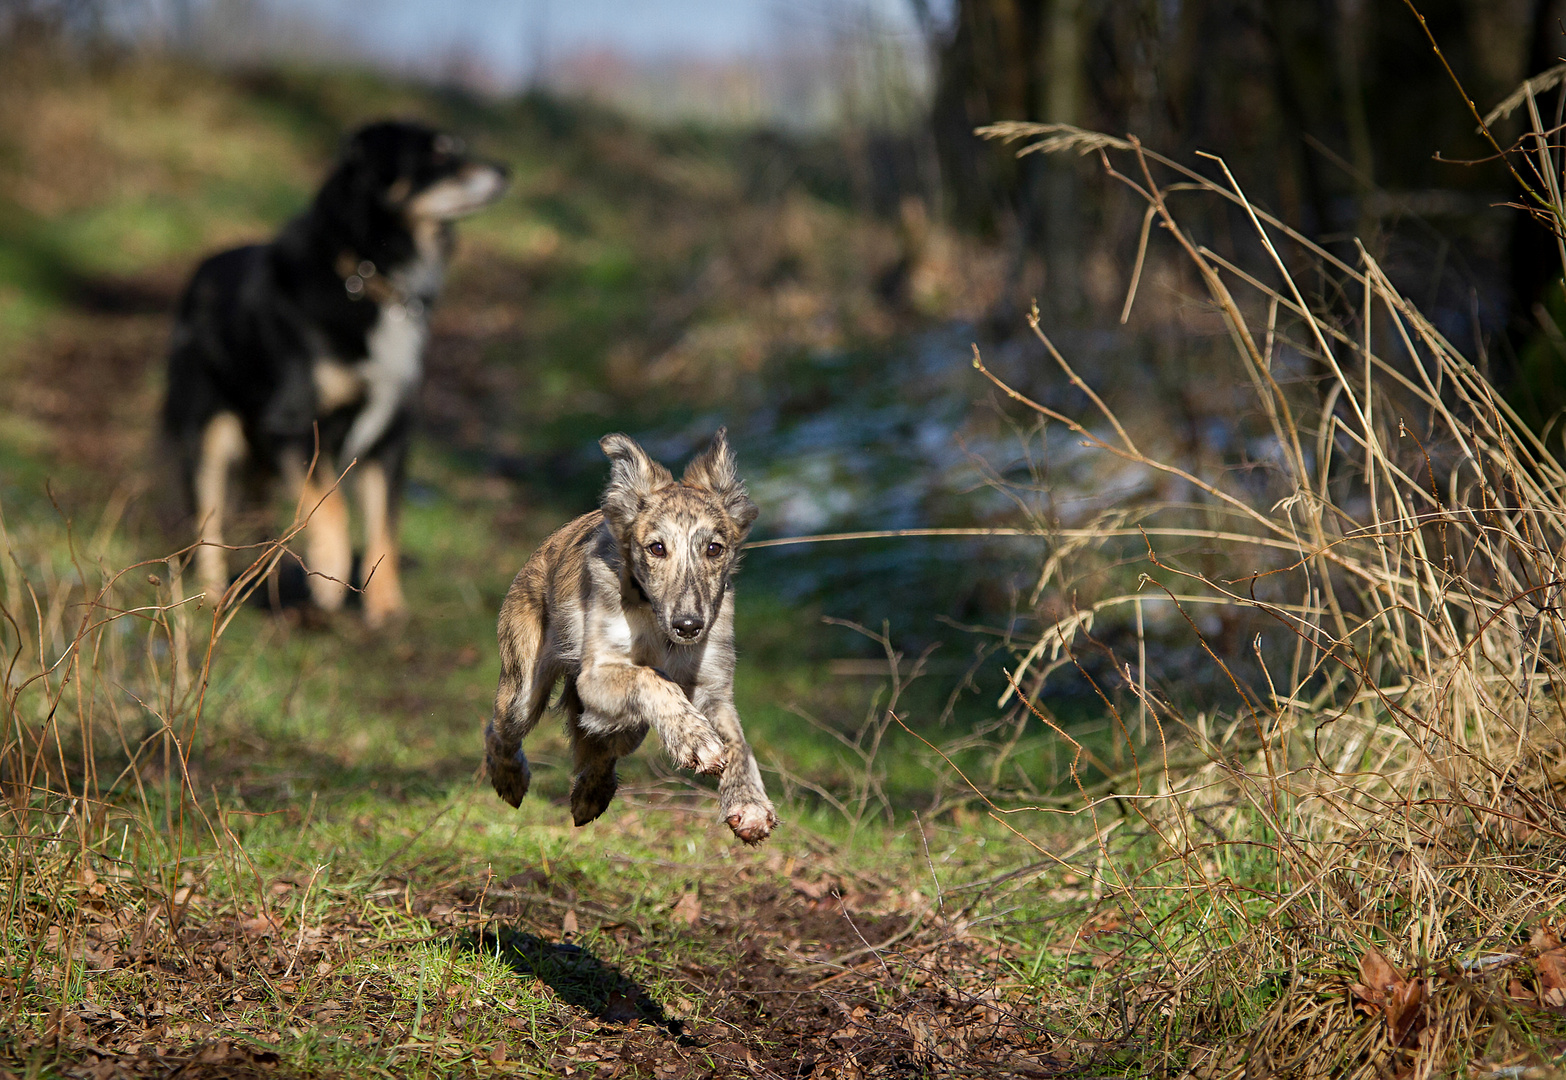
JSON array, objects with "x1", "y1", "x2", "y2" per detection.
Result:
[
  {"x1": 688, "y1": 735, "x2": 729, "y2": 776},
  {"x1": 725, "y1": 801, "x2": 777, "y2": 845},
  {"x1": 663, "y1": 717, "x2": 729, "y2": 776}
]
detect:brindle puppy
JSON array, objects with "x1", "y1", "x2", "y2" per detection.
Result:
[{"x1": 486, "y1": 430, "x2": 776, "y2": 844}]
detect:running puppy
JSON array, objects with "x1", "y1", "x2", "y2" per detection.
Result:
[
  {"x1": 162, "y1": 120, "x2": 508, "y2": 625},
  {"x1": 487, "y1": 430, "x2": 777, "y2": 845}
]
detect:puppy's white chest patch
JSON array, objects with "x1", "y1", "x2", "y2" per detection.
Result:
[{"x1": 599, "y1": 608, "x2": 635, "y2": 654}]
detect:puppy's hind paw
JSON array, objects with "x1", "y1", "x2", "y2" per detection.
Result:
[
  {"x1": 487, "y1": 751, "x2": 531, "y2": 808},
  {"x1": 725, "y1": 801, "x2": 777, "y2": 846},
  {"x1": 570, "y1": 767, "x2": 618, "y2": 827}
]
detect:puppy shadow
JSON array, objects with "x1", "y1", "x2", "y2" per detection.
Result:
[{"x1": 467, "y1": 927, "x2": 693, "y2": 1043}]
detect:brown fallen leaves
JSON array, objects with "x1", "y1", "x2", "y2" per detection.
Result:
[
  {"x1": 1531, "y1": 926, "x2": 1566, "y2": 1013},
  {"x1": 238, "y1": 912, "x2": 283, "y2": 939},
  {"x1": 671, "y1": 890, "x2": 701, "y2": 928},
  {"x1": 1350, "y1": 946, "x2": 1425, "y2": 1048},
  {"x1": 1348, "y1": 925, "x2": 1566, "y2": 1073}
]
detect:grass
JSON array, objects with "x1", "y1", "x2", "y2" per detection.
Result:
[
  {"x1": 0, "y1": 44, "x2": 1083, "y2": 1080},
  {"x1": 6, "y1": 34, "x2": 1566, "y2": 1080}
]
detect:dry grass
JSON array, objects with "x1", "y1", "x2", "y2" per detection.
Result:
[
  {"x1": 962, "y1": 82, "x2": 1566, "y2": 1077},
  {"x1": 8, "y1": 35, "x2": 1566, "y2": 1080},
  {"x1": 0, "y1": 469, "x2": 359, "y2": 1037}
]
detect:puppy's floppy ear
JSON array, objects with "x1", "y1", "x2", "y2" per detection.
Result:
[
  {"x1": 683, "y1": 428, "x2": 759, "y2": 535},
  {"x1": 600, "y1": 433, "x2": 673, "y2": 537}
]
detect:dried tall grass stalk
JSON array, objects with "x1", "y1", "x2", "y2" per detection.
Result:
[
  {"x1": 975, "y1": 108, "x2": 1566, "y2": 1076},
  {"x1": 0, "y1": 464, "x2": 353, "y2": 1028}
]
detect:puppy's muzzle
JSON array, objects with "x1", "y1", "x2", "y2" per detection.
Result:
[{"x1": 671, "y1": 615, "x2": 705, "y2": 641}]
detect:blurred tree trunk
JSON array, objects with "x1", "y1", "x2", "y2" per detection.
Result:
[
  {"x1": 923, "y1": 0, "x2": 1527, "y2": 338},
  {"x1": 1510, "y1": 0, "x2": 1566, "y2": 347},
  {"x1": 1038, "y1": 0, "x2": 1085, "y2": 316}
]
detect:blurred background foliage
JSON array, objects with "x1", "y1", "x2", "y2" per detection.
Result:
[{"x1": 2, "y1": 0, "x2": 1565, "y2": 750}]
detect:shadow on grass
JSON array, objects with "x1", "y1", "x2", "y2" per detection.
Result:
[{"x1": 468, "y1": 927, "x2": 693, "y2": 1042}]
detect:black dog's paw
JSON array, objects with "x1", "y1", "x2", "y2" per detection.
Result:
[
  {"x1": 569, "y1": 765, "x2": 618, "y2": 827},
  {"x1": 488, "y1": 751, "x2": 531, "y2": 808}
]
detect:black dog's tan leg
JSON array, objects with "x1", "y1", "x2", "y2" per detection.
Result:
[
  {"x1": 566, "y1": 694, "x2": 648, "y2": 826},
  {"x1": 357, "y1": 462, "x2": 406, "y2": 627},
  {"x1": 193, "y1": 411, "x2": 246, "y2": 604},
  {"x1": 701, "y1": 697, "x2": 776, "y2": 844},
  {"x1": 296, "y1": 467, "x2": 352, "y2": 612},
  {"x1": 575, "y1": 660, "x2": 728, "y2": 776},
  {"x1": 488, "y1": 593, "x2": 556, "y2": 806}
]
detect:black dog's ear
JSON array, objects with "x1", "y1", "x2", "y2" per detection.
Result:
[
  {"x1": 342, "y1": 126, "x2": 371, "y2": 161},
  {"x1": 683, "y1": 428, "x2": 759, "y2": 535},
  {"x1": 317, "y1": 127, "x2": 383, "y2": 242},
  {"x1": 600, "y1": 433, "x2": 673, "y2": 538}
]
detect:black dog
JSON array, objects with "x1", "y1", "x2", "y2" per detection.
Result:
[{"x1": 162, "y1": 121, "x2": 507, "y2": 624}]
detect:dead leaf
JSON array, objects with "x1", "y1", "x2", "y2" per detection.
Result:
[
  {"x1": 1357, "y1": 946, "x2": 1402, "y2": 1005},
  {"x1": 239, "y1": 913, "x2": 282, "y2": 939},
  {"x1": 561, "y1": 909, "x2": 578, "y2": 938},
  {"x1": 673, "y1": 890, "x2": 701, "y2": 927},
  {"x1": 1532, "y1": 926, "x2": 1566, "y2": 1011},
  {"x1": 1351, "y1": 947, "x2": 1424, "y2": 1045},
  {"x1": 79, "y1": 868, "x2": 107, "y2": 898},
  {"x1": 1080, "y1": 910, "x2": 1125, "y2": 938},
  {"x1": 793, "y1": 876, "x2": 838, "y2": 901},
  {"x1": 1386, "y1": 978, "x2": 1425, "y2": 1046}
]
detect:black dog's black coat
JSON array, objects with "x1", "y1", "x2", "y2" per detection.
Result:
[{"x1": 162, "y1": 121, "x2": 507, "y2": 620}]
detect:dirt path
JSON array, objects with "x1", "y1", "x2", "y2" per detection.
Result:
[{"x1": 22, "y1": 802, "x2": 1063, "y2": 1080}]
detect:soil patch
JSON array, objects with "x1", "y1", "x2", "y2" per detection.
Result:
[{"x1": 13, "y1": 851, "x2": 1067, "y2": 1079}]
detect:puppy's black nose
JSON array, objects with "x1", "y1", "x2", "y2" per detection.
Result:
[{"x1": 672, "y1": 616, "x2": 704, "y2": 639}]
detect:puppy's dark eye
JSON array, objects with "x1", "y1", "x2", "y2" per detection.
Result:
[
  {"x1": 706, "y1": 541, "x2": 725, "y2": 558},
  {"x1": 648, "y1": 541, "x2": 667, "y2": 558}
]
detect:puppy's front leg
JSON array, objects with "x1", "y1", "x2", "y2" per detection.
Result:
[
  {"x1": 700, "y1": 696, "x2": 776, "y2": 845},
  {"x1": 575, "y1": 660, "x2": 728, "y2": 775}
]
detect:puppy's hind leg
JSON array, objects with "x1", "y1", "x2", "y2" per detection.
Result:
[
  {"x1": 566, "y1": 688, "x2": 648, "y2": 827},
  {"x1": 487, "y1": 595, "x2": 554, "y2": 807}
]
